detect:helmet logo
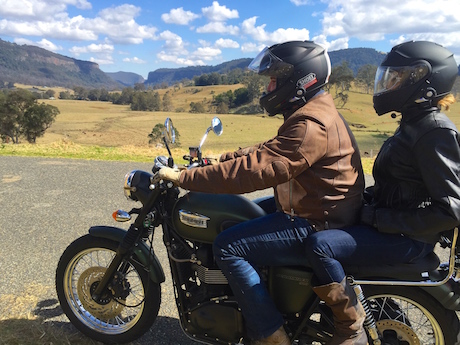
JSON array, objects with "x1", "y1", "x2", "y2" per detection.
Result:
[{"x1": 297, "y1": 73, "x2": 317, "y2": 93}]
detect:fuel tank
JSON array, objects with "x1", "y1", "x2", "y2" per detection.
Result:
[{"x1": 172, "y1": 192, "x2": 266, "y2": 243}]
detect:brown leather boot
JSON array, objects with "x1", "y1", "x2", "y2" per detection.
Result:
[
  {"x1": 251, "y1": 326, "x2": 291, "y2": 345},
  {"x1": 313, "y1": 278, "x2": 368, "y2": 345}
]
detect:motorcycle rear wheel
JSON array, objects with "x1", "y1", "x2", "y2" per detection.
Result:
[
  {"x1": 363, "y1": 285, "x2": 460, "y2": 345},
  {"x1": 56, "y1": 234, "x2": 161, "y2": 344}
]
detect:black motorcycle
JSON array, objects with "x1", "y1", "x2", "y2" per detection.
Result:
[{"x1": 56, "y1": 117, "x2": 460, "y2": 344}]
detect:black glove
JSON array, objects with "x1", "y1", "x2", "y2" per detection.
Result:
[{"x1": 360, "y1": 204, "x2": 377, "y2": 228}]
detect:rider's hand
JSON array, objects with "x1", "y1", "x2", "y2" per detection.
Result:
[
  {"x1": 360, "y1": 204, "x2": 377, "y2": 228},
  {"x1": 158, "y1": 167, "x2": 182, "y2": 186}
]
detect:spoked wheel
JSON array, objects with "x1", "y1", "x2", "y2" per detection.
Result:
[
  {"x1": 56, "y1": 234, "x2": 161, "y2": 344},
  {"x1": 363, "y1": 285, "x2": 460, "y2": 345}
]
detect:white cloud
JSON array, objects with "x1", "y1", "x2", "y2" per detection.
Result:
[
  {"x1": 89, "y1": 56, "x2": 113, "y2": 65},
  {"x1": 196, "y1": 22, "x2": 239, "y2": 35},
  {"x1": 241, "y1": 17, "x2": 310, "y2": 45},
  {"x1": 241, "y1": 42, "x2": 266, "y2": 53},
  {"x1": 157, "y1": 51, "x2": 205, "y2": 66},
  {"x1": 290, "y1": 0, "x2": 312, "y2": 5},
  {"x1": 158, "y1": 30, "x2": 186, "y2": 52},
  {"x1": 13, "y1": 37, "x2": 63, "y2": 52},
  {"x1": 202, "y1": 1, "x2": 238, "y2": 22},
  {"x1": 161, "y1": 7, "x2": 200, "y2": 25},
  {"x1": 215, "y1": 38, "x2": 239, "y2": 49},
  {"x1": 69, "y1": 43, "x2": 114, "y2": 56},
  {"x1": 0, "y1": 0, "x2": 91, "y2": 21},
  {"x1": 84, "y1": 4, "x2": 157, "y2": 44},
  {"x1": 123, "y1": 57, "x2": 146, "y2": 64}
]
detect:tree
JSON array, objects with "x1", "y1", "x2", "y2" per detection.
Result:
[
  {"x1": 0, "y1": 89, "x2": 36, "y2": 143},
  {"x1": 0, "y1": 89, "x2": 58, "y2": 143},
  {"x1": 162, "y1": 92, "x2": 173, "y2": 112},
  {"x1": 356, "y1": 64, "x2": 378, "y2": 94},
  {"x1": 148, "y1": 123, "x2": 180, "y2": 146},
  {"x1": 22, "y1": 103, "x2": 59, "y2": 143},
  {"x1": 329, "y1": 61, "x2": 354, "y2": 93},
  {"x1": 190, "y1": 101, "x2": 206, "y2": 113}
]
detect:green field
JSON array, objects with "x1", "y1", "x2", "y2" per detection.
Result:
[{"x1": 1, "y1": 84, "x2": 459, "y2": 175}]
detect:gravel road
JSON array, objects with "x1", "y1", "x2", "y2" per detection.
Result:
[{"x1": 0, "y1": 155, "x2": 298, "y2": 344}]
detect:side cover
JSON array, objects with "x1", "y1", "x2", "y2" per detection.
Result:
[{"x1": 172, "y1": 192, "x2": 266, "y2": 243}]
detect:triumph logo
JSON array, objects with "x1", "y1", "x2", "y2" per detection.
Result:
[
  {"x1": 179, "y1": 209, "x2": 210, "y2": 228},
  {"x1": 297, "y1": 73, "x2": 317, "y2": 90}
]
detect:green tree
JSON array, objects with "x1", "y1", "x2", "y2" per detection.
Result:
[
  {"x1": 148, "y1": 123, "x2": 180, "y2": 146},
  {"x1": 0, "y1": 89, "x2": 58, "y2": 143},
  {"x1": 0, "y1": 89, "x2": 36, "y2": 143},
  {"x1": 162, "y1": 92, "x2": 173, "y2": 112},
  {"x1": 190, "y1": 101, "x2": 206, "y2": 113},
  {"x1": 356, "y1": 64, "x2": 378, "y2": 94},
  {"x1": 22, "y1": 103, "x2": 59, "y2": 143}
]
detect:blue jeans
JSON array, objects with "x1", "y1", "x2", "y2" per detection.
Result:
[
  {"x1": 213, "y1": 211, "x2": 315, "y2": 340},
  {"x1": 304, "y1": 225, "x2": 435, "y2": 285}
]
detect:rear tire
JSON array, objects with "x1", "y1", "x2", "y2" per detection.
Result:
[
  {"x1": 363, "y1": 285, "x2": 460, "y2": 345},
  {"x1": 56, "y1": 234, "x2": 161, "y2": 344}
]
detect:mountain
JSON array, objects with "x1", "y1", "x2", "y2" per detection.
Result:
[
  {"x1": 145, "y1": 48, "x2": 386, "y2": 86},
  {"x1": 329, "y1": 48, "x2": 386, "y2": 74},
  {"x1": 0, "y1": 38, "x2": 121, "y2": 89},
  {"x1": 106, "y1": 71, "x2": 145, "y2": 86},
  {"x1": 145, "y1": 58, "x2": 252, "y2": 86}
]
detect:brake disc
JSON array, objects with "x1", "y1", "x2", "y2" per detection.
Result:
[
  {"x1": 77, "y1": 266, "x2": 125, "y2": 320},
  {"x1": 376, "y1": 319, "x2": 420, "y2": 345}
]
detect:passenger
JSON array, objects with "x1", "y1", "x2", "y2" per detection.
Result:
[
  {"x1": 305, "y1": 40, "x2": 460, "y2": 344},
  {"x1": 158, "y1": 40, "x2": 365, "y2": 344}
]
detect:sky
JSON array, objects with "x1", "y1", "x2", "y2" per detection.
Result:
[{"x1": 1, "y1": 0, "x2": 460, "y2": 79}]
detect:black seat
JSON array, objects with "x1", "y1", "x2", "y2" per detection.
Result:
[{"x1": 344, "y1": 251, "x2": 441, "y2": 281}]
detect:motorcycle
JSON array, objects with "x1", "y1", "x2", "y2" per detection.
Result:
[{"x1": 56, "y1": 117, "x2": 460, "y2": 344}]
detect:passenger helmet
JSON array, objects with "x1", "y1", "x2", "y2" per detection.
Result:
[
  {"x1": 248, "y1": 41, "x2": 331, "y2": 116},
  {"x1": 373, "y1": 41, "x2": 458, "y2": 115}
]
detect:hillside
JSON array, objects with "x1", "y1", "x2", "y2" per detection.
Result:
[
  {"x1": 106, "y1": 71, "x2": 145, "y2": 86},
  {"x1": 0, "y1": 39, "x2": 121, "y2": 90},
  {"x1": 145, "y1": 58, "x2": 251, "y2": 85},
  {"x1": 145, "y1": 48, "x2": 386, "y2": 85}
]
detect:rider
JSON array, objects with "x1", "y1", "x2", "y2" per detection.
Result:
[
  {"x1": 305, "y1": 40, "x2": 460, "y2": 344},
  {"x1": 158, "y1": 40, "x2": 365, "y2": 345}
]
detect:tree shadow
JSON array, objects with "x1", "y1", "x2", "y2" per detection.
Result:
[{"x1": 0, "y1": 298, "x2": 198, "y2": 345}]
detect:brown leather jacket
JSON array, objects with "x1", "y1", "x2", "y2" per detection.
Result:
[{"x1": 179, "y1": 92, "x2": 364, "y2": 230}]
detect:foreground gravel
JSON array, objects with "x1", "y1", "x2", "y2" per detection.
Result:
[{"x1": 0, "y1": 155, "x2": 282, "y2": 344}]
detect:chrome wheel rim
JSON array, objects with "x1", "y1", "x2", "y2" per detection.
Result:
[
  {"x1": 368, "y1": 294, "x2": 444, "y2": 345},
  {"x1": 63, "y1": 247, "x2": 146, "y2": 335}
]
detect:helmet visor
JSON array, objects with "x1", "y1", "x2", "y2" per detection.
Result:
[
  {"x1": 374, "y1": 63, "x2": 430, "y2": 95},
  {"x1": 248, "y1": 46, "x2": 294, "y2": 78}
]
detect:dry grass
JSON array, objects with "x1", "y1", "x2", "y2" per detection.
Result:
[{"x1": 2, "y1": 84, "x2": 460, "y2": 174}]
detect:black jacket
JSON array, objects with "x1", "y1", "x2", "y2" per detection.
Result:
[{"x1": 370, "y1": 108, "x2": 460, "y2": 244}]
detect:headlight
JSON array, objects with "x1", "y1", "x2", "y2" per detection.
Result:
[
  {"x1": 124, "y1": 170, "x2": 137, "y2": 200},
  {"x1": 123, "y1": 170, "x2": 154, "y2": 204}
]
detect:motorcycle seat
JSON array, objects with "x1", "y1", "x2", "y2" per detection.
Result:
[{"x1": 344, "y1": 251, "x2": 441, "y2": 281}]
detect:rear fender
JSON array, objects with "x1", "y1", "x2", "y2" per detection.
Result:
[
  {"x1": 89, "y1": 225, "x2": 165, "y2": 284},
  {"x1": 421, "y1": 278, "x2": 460, "y2": 310}
]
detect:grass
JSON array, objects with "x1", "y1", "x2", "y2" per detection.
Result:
[{"x1": 2, "y1": 84, "x2": 459, "y2": 173}]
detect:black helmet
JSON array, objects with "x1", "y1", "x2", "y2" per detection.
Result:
[
  {"x1": 248, "y1": 41, "x2": 331, "y2": 116},
  {"x1": 373, "y1": 41, "x2": 458, "y2": 116}
]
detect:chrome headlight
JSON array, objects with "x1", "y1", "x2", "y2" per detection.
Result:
[{"x1": 123, "y1": 170, "x2": 137, "y2": 200}]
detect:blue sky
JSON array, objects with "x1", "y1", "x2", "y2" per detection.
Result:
[{"x1": 1, "y1": 0, "x2": 460, "y2": 79}]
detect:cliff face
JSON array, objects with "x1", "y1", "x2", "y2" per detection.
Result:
[{"x1": 0, "y1": 39, "x2": 121, "y2": 89}]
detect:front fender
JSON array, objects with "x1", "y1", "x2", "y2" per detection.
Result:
[{"x1": 89, "y1": 225, "x2": 165, "y2": 284}]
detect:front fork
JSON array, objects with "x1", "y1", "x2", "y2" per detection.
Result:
[
  {"x1": 91, "y1": 223, "x2": 142, "y2": 301},
  {"x1": 349, "y1": 278, "x2": 381, "y2": 345}
]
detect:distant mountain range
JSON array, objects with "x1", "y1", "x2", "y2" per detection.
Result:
[
  {"x1": 145, "y1": 48, "x2": 388, "y2": 85},
  {"x1": 1, "y1": 38, "x2": 457, "y2": 90},
  {"x1": 0, "y1": 39, "x2": 121, "y2": 89}
]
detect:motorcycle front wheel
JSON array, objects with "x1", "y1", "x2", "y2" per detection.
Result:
[
  {"x1": 363, "y1": 285, "x2": 460, "y2": 345},
  {"x1": 56, "y1": 234, "x2": 161, "y2": 344}
]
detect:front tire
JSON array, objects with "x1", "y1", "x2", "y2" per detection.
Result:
[
  {"x1": 56, "y1": 234, "x2": 161, "y2": 344},
  {"x1": 363, "y1": 285, "x2": 460, "y2": 345}
]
